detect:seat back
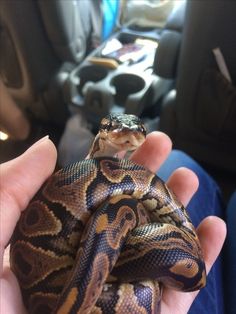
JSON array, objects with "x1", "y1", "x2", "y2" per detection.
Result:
[
  {"x1": 160, "y1": 1, "x2": 236, "y2": 172},
  {"x1": 153, "y1": 1, "x2": 186, "y2": 80},
  {"x1": 38, "y1": 0, "x2": 90, "y2": 63},
  {"x1": 0, "y1": 0, "x2": 91, "y2": 127}
]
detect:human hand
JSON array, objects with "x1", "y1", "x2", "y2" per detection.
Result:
[
  {"x1": 131, "y1": 131, "x2": 226, "y2": 313},
  {"x1": 0, "y1": 132, "x2": 226, "y2": 314},
  {"x1": 0, "y1": 136, "x2": 57, "y2": 313}
]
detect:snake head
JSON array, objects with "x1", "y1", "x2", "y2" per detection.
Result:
[{"x1": 99, "y1": 113, "x2": 146, "y2": 154}]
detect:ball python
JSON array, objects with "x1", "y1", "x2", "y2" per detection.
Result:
[{"x1": 10, "y1": 113, "x2": 206, "y2": 314}]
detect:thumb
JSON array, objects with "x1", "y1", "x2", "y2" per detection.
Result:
[{"x1": 0, "y1": 136, "x2": 57, "y2": 265}]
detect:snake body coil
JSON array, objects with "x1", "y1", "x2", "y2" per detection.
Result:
[{"x1": 10, "y1": 114, "x2": 206, "y2": 314}]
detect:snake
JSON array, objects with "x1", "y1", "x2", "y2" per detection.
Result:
[{"x1": 10, "y1": 113, "x2": 206, "y2": 314}]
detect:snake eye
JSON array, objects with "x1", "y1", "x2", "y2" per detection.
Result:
[
  {"x1": 100, "y1": 118, "x2": 112, "y2": 132},
  {"x1": 108, "y1": 120, "x2": 114, "y2": 130},
  {"x1": 140, "y1": 125, "x2": 146, "y2": 135}
]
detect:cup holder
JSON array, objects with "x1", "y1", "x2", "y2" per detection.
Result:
[
  {"x1": 111, "y1": 73, "x2": 145, "y2": 106},
  {"x1": 78, "y1": 65, "x2": 109, "y2": 95}
]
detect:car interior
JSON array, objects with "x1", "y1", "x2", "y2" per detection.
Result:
[{"x1": 0, "y1": 0, "x2": 235, "y2": 311}]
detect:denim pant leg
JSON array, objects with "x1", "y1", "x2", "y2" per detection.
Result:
[
  {"x1": 157, "y1": 150, "x2": 225, "y2": 314},
  {"x1": 224, "y1": 192, "x2": 236, "y2": 314}
]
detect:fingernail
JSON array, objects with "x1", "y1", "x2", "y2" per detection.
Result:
[{"x1": 30, "y1": 135, "x2": 49, "y2": 149}]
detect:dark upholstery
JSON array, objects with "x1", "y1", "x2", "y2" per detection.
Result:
[
  {"x1": 154, "y1": 30, "x2": 181, "y2": 79},
  {"x1": 0, "y1": 0, "x2": 91, "y2": 125},
  {"x1": 160, "y1": 1, "x2": 236, "y2": 172},
  {"x1": 153, "y1": 2, "x2": 185, "y2": 80},
  {"x1": 38, "y1": 0, "x2": 89, "y2": 63}
]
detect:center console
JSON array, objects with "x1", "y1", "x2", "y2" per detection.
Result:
[{"x1": 66, "y1": 28, "x2": 172, "y2": 129}]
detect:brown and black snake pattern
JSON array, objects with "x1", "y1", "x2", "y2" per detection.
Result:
[
  {"x1": 10, "y1": 157, "x2": 206, "y2": 314},
  {"x1": 10, "y1": 115, "x2": 206, "y2": 314}
]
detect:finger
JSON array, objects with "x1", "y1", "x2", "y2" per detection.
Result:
[
  {"x1": 1, "y1": 136, "x2": 57, "y2": 209},
  {"x1": 0, "y1": 137, "x2": 57, "y2": 265},
  {"x1": 197, "y1": 216, "x2": 226, "y2": 273},
  {"x1": 1, "y1": 267, "x2": 26, "y2": 314},
  {"x1": 161, "y1": 216, "x2": 226, "y2": 314},
  {"x1": 166, "y1": 167, "x2": 199, "y2": 207},
  {"x1": 130, "y1": 131, "x2": 172, "y2": 173}
]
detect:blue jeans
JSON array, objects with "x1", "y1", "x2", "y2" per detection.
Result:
[
  {"x1": 158, "y1": 150, "x2": 225, "y2": 314},
  {"x1": 225, "y1": 192, "x2": 236, "y2": 314}
]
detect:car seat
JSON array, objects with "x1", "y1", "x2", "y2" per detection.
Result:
[
  {"x1": 152, "y1": 1, "x2": 185, "y2": 119},
  {"x1": 0, "y1": 0, "x2": 92, "y2": 132},
  {"x1": 159, "y1": 1, "x2": 236, "y2": 173}
]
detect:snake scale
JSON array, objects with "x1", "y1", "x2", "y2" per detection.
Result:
[{"x1": 10, "y1": 114, "x2": 206, "y2": 314}]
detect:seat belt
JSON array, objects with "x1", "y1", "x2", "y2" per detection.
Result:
[{"x1": 90, "y1": 0, "x2": 103, "y2": 48}]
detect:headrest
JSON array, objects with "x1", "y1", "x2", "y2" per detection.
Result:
[{"x1": 153, "y1": 30, "x2": 181, "y2": 79}]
